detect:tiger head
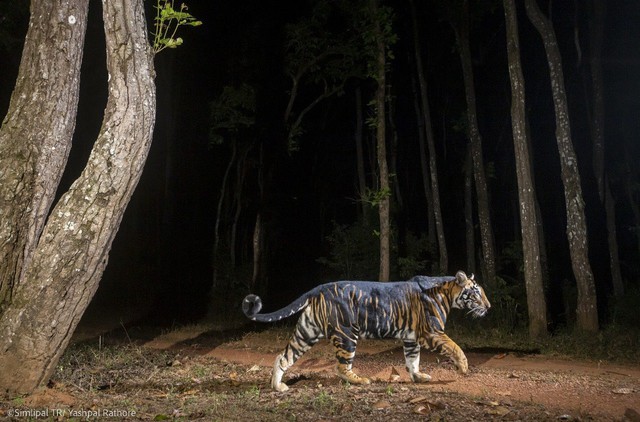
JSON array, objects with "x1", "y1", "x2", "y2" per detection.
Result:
[{"x1": 451, "y1": 271, "x2": 491, "y2": 318}]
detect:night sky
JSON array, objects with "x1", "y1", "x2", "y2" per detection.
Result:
[{"x1": 1, "y1": 0, "x2": 639, "y2": 328}]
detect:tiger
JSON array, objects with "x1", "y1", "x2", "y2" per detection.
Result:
[{"x1": 242, "y1": 270, "x2": 490, "y2": 392}]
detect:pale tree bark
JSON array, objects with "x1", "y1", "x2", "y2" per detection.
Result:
[
  {"x1": 409, "y1": 0, "x2": 447, "y2": 273},
  {"x1": 525, "y1": 0, "x2": 598, "y2": 332},
  {"x1": 450, "y1": 0, "x2": 497, "y2": 290},
  {"x1": 587, "y1": 1, "x2": 623, "y2": 298},
  {"x1": 0, "y1": 0, "x2": 90, "y2": 311},
  {"x1": 503, "y1": 0, "x2": 548, "y2": 339},
  {"x1": 370, "y1": 0, "x2": 391, "y2": 282},
  {"x1": 0, "y1": 0, "x2": 156, "y2": 394}
]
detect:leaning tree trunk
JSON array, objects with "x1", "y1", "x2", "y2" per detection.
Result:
[
  {"x1": 0, "y1": 0, "x2": 90, "y2": 312},
  {"x1": 503, "y1": 0, "x2": 548, "y2": 339},
  {"x1": 452, "y1": 1, "x2": 497, "y2": 290},
  {"x1": 410, "y1": 0, "x2": 447, "y2": 273},
  {"x1": 0, "y1": 0, "x2": 156, "y2": 394},
  {"x1": 525, "y1": 0, "x2": 598, "y2": 332}
]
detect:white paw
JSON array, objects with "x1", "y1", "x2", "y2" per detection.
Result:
[
  {"x1": 272, "y1": 382, "x2": 289, "y2": 392},
  {"x1": 411, "y1": 372, "x2": 432, "y2": 383}
]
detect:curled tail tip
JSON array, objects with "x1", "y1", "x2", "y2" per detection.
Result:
[{"x1": 242, "y1": 294, "x2": 262, "y2": 318}]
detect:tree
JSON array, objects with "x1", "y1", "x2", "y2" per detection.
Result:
[
  {"x1": 503, "y1": 0, "x2": 548, "y2": 338},
  {"x1": 209, "y1": 84, "x2": 256, "y2": 289},
  {"x1": 585, "y1": 1, "x2": 623, "y2": 298},
  {"x1": 367, "y1": 0, "x2": 395, "y2": 281},
  {"x1": 283, "y1": 0, "x2": 361, "y2": 151},
  {"x1": 447, "y1": 0, "x2": 497, "y2": 289},
  {"x1": 0, "y1": 0, "x2": 159, "y2": 394},
  {"x1": 409, "y1": 0, "x2": 447, "y2": 274},
  {"x1": 0, "y1": 0, "x2": 89, "y2": 313},
  {"x1": 525, "y1": 0, "x2": 598, "y2": 332}
]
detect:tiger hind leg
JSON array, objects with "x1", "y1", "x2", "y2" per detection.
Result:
[
  {"x1": 331, "y1": 333, "x2": 370, "y2": 385},
  {"x1": 402, "y1": 340, "x2": 431, "y2": 383},
  {"x1": 271, "y1": 309, "x2": 321, "y2": 392}
]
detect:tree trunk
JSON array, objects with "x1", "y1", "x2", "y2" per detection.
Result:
[
  {"x1": 587, "y1": 1, "x2": 623, "y2": 298},
  {"x1": 251, "y1": 143, "x2": 265, "y2": 289},
  {"x1": 0, "y1": 0, "x2": 156, "y2": 394},
  {"x1": 411, "y1": 75, "x2": 436, "y2": 250},
  {"x1": 370, "y1": 0, "x2": 391, "y2": 282},
  {"x1": 464, "y1": 146, "x2": 476, "y2": 272},
  {"x1": 212, "y1": 140, "x2": 237, "y2": 289},
  {"x1": 355, "y1": 86, "x2": 368, "y2": 225},
  {"x1": 410, "y1": 0, "x2": 447, "y2": 273},
  {"x1": 452, "y1": 1, "x2": 497, "y2": 289},
  {"x1": 604, "y1": 178, "x2": 623, "y2": 298},
  {"x1": 503, "y1": 0, "x2": 548, "y2": 339},
  {"x1": 525, "y1": 0, "x2": 598, "y2": 332},
  {"x1": 0, "y1": 0, "x2": 90, "y2": 312},
  {"x1": 589, "y1": 0, "x2": 605, "y2": 202}
]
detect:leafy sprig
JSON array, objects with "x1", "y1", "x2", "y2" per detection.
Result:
[{"x1": 153, "y1": 0, "x2": 202, "y2": 54}]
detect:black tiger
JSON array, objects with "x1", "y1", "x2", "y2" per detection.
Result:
[{"x1": 242, "y1": 270, "x2": 490, "y2": 392}]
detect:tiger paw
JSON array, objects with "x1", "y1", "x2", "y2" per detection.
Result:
[
  {"x1": 272, "y1": 382, "x2": 290, "y2": 392},
  {"x1": 410, "y1": 372, "x2": 432, "y2": 383},
  {"x1": 457, "y1": 359, "x2": 469, "y2": 374},
  {"x1": 338, "y1": 370, "x2": 371, "y2": 385}
]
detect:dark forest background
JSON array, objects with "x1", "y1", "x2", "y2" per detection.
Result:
[{"x1": 1, "y1": 0, "x2": 638, "y2": 332}]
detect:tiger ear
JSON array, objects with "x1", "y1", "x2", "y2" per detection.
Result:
[{"x1": 455, "y1": 271, "x2": 468, "y2": 286}]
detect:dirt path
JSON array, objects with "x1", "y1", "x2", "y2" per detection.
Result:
[{"x1": 145, "y1": 328, "x2": 640, "y2": 421}]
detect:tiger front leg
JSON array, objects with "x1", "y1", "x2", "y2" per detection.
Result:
[
  {"x1": 332, "y1": 334, "x2": 370, "y2": 385},
  {"x1": 402, "y1": 340, "x2": 431, "y2": 383},
  {"x1": 423, "y1": 333, "x2": 468, "y2": 374}
]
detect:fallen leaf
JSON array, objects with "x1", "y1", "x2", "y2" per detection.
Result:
[
  {"x1": 508, "y1": 372, "x2": 520, "y2": 379},
  {"x1": 494, "y1": 353, "x2": 507, "y2": 359},
  {"x1": 476, "y1": 400, "x2": 500, "y2": 406},
  {"x1": 408, "y1": 396, "x2": 429, "y2": 404},
  {"x1": 612, "y1": 388, "x2": 634, "y2": 395},
  {"x1": 486, "y1": 406, "x2": 510, "y2": 416},
  {"x1": 389, "y1": 366, "x2": 401, "y2": 382},
  {"x1": 372, "y1": 400, "x2": 392, "y2": 410},
  {"x1": 247, "y1": 364, "x2": 261, "y2": 372},
  {"x1": 413, "y1": 404, "x2": 431, "y2": 415},
  {"x1": 496, "y1": 390, "x2": 512, "y2": 396}
]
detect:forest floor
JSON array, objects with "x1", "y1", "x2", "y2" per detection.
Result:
[{"x1": 2, "y1": 322, "x2": 640, "y2": 421}]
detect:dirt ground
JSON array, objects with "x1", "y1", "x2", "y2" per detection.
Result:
[{"x1": 1, "y1": 324, "x2": 639, "y2": 421}]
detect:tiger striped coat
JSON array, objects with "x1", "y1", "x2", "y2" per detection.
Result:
[{"x1": 242, "y1": 270, "x2": 490, "y2": 392}]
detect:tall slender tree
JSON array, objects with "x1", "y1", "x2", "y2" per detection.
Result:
[
  {"x1": 369, "y1": 0, "x2": 392, "y2": 281},
  {"x1": 448, "y1": 0, "x2": 497, "y2": 289},
  {"x1": 525, "y1": 0, "x2": 598, "y2": 332},
  {"x1": 0, "y1": 0, "x2": 157, "y2": 394},
  {"x1": 503, "y1": 0, "x2": 548, "y2": 338},
  {"x1": 586, "y1": 1, "x2": 623, "y2": 298},
  {"x1": 409, "y1": 0, "x2": 447, "y2": 273}
]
